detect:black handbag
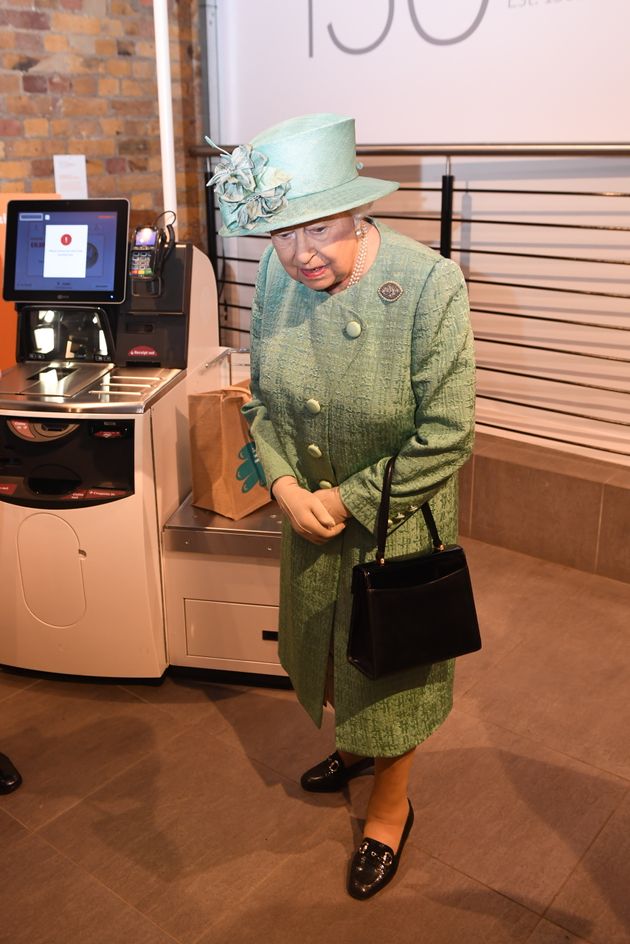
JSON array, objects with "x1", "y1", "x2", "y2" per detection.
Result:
[{"x1": 347, "y1": 455, "x2": 481, "y2": 680}]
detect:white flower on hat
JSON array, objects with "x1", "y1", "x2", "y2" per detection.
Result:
[{"x1": 206, "y1": 138, "x2": 291, "y2": 232}]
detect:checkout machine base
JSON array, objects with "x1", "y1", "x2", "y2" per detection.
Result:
[
  {"x1": 0, "y1": 237, "x2": 226, "y2": 680},
  {"x1": 163, "y1": 495, "x2": 287, "y2": 678}
]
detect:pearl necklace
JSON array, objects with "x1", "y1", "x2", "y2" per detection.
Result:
[{"x1": 346, "y1": 220, "x2": 368, "y2": 289}]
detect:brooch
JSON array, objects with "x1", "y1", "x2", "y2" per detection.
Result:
[{"x1": 378, "y1": 281, "x2": 403, "y2": 302}]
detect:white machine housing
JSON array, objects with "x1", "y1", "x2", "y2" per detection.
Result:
[{"x1": 0, "y1": 245, "x2": 223, "y2": 678}]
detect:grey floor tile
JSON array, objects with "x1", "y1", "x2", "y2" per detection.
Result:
[
  {"x1": 120, "y1": 674, "x2": 243, "y2": 733},
  {"x1": 2, "y1": 679, "x2": 187, "y2": 829},
  {"x1": 0, "y1": 666, "x2": 41, "y2": 701},
  {"x1": 527, "y1": 920, "x2": 594, "y2": 943},
  {"x1": 0, "y1": 806, "x2": 27, "y2": 844},
  {"x1": 545, "y1": 790, "x2": 630, "y2": 944},
  {"x1": 40, "y1": 723, "x2": 351, "y2": 943},
  {"x1": 406, "y1": 710, "x2": 628, "y2": 914},
  {"x1": 455, "y1": 539, "x2": 597, "y2": 696},
  {"x1": 0, "y1": 830, "x2": 178, "y2": 944},
  {"x1": 201, "y1": 838, "x2": 539, "y2": 944},
  {"x1": 456, "y1": 568, "x2": 630, "y2": 778},
  {"x1": 208, "y1": 684, "x2": 343, "y2": 785}
]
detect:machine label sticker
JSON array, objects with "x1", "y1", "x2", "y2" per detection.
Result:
[
  {"x1": 0, "y1": 483, "x2": 18, "y2": 495},
  {"x1": 128, "y1": 345, "x2": 158, "y2": 358},
  {"x1": 8, "y1": 420, "x2": 37, "y2": 440},
  {"x1": 86, "y1": 488, "x2": 128, "y2": 499}
]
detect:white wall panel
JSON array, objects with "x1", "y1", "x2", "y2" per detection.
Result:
[{"x1": 214, "y1": 0, "x2": 629, "y2": 144}]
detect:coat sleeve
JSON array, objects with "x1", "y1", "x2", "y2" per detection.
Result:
[
  {"x1": 241, "y1": 247, "x2": 296, "y2": 488},
  {"x1": 338, "y1": 256, "x2": 476, "y2": 534}
]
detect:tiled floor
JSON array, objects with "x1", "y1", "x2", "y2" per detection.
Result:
[{"x1": 1, "y1": 538, "x2": 630, "y2": 944}]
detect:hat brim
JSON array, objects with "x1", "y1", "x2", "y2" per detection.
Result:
[{"x1": 217, "y1": 175, "x2": 398, "y2": 238}]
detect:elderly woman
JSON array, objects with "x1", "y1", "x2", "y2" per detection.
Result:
[{"x1": 209, "y1": 113, "x2": 475, "y2": 899}]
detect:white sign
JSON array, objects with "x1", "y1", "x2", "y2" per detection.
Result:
[
  {"x1": 43, "y1": 225, "x2": 88, "y2": 279},
  {"x1": 53, "y1": 154, "x2": 88, "y2": 199},
  {"x1": 215, "y1": 0, "x2": 629, "y2": 144}
]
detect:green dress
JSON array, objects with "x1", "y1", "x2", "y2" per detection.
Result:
[{"x1": 243, "y1": 223, "x2": 476, "y2": 756}]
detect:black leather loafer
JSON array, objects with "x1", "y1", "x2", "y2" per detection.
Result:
[
  {"x1": 0, "y1": 753, "x2": 22, "y2": 795},
  {"x1": 347, "y1": 800, "x2": 414, "y2": 900},
  {"x1": 300, "y1": 751, "x2": 374, "y2": 793}
]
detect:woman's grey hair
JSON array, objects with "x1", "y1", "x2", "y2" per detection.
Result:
[{"x1": 352, "y1": 204, "x2": 373, "y2": 225}]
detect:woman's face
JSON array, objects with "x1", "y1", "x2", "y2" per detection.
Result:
[{"x1": 270, "y1": 213, "x2": 358, "y2": 292}]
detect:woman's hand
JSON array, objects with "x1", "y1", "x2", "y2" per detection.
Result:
[
  {"x1": 272, "y1": 477, "x2": 346, "y2": 545},
  {"x1": 312, "y1": 486, "x2": 351, "y2": 526}
]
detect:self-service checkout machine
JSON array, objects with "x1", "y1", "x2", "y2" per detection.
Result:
[{"x1": 0, "y1": 197, "x2": 229, "y2": 677}]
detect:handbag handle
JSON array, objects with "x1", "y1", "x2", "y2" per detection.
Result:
[{"x1": 376, "y1": 455, "x2": 445, "y2": 565}]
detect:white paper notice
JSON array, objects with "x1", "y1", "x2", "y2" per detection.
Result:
[
  {"x1": 53, "y1": 154, "x2": 88, "y2": 199},
  {"x1": 43, "y1": 224, "x2": 88, "y2": 278}
]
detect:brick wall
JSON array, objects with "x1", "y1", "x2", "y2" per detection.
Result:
[{"x1": 0, "y1": 0, "x2": 207, "y2": 248}]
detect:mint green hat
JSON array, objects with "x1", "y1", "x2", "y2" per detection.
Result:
[{"x1": 206, "y1": 113, "x2": 399, "y2": 237}]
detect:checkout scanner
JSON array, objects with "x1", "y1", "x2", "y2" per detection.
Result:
[{"x1": 0, "y1": 198, "x2": 222, "y2": 677}]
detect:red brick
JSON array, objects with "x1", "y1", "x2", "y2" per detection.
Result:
[
  {"x1": 72, "y1": 76, "x2": 98, "y2": 96},
  {"x1": 68, "y1": 120, "x2": 100, "y2": 138},
  {"x1": 48, "y1": 74, "x2": 73, "y2": 95},
  {"x1": 111, "y1": 0, "x2": 134, "y2": 14},
  {"x1": 106, "y1": 157, "x2": 128, "y2": 174},
  {"x1": 31, "y1": 158, "x2": 54, "y2": 177},
  {"x1": 0, "y1": 118, "x2": 22, "y2": 135},
  {"x1": 118, "y1": 137, "x2": 149, "y2": 156},
  {"x1": 6, "y1": 137, "x2": 58, "y2": 158},
  {"x1": 14, "y1": 31, "x2": 45, "y2": 55},
  {"x1": 22, "y1": 74, "x2": 48, "y2": 93},
  {"x1": 94, "y1": 38, "x2": 117, "y2": 56},
  {"x1": 5, "y1": 94, "x2": 56, "y2": 116},
  {"x1": 2, "y1": 161, "x2": 28, "y2": 182},
  {"x1": 7, "y1": 0, "x2": 54, "y2": 7},
  {"x1": 61, "y1": 97, "x2": 109, "y2": 117},
  {"x1": 111, "y1": 99, "x2": 150, "y2": 115},
  {"x1": 0, "y1": 10, "x2": 50, "y2": 29},
  {"x1": 0, "y1": 74, "x2": 21, "y2": 93}
]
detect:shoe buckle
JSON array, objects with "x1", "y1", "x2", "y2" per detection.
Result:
[
  {"x1": 359, "y1": 842, "x2": 393, "y2": 866},
  {"x1": 328, "y1": 758, "x2": 340, "y2": 773}
]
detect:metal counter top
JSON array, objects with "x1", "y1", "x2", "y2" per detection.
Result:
[
  {"x1": 0, "y1": 362, "x2": 182, "y2": 414},
  {"x1": 163, "y1": 494, "x2": 283, "y2": 559}
]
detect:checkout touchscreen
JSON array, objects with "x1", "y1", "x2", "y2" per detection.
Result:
[{"x1": 2, "y1": 198, "x2": 130, "y2": 304}]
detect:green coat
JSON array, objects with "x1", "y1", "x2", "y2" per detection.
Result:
[{"x1": 243, "y1": 223, "x2": 476, "y2": 757}]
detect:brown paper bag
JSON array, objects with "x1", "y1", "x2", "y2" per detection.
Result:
[{"x1": 188, "y1": 380, "x2": 271, "y2": 520}]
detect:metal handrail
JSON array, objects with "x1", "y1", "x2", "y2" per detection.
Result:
[{"x1": 191, "y1": 143, "x2": 630, "y2": 159}]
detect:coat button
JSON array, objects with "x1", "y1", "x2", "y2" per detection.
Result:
[
  {"x1": 305, "y1": 398, "x2": 321, "y2": 414},
  {"x1": 307, "y1": 443, "x2": 322, "y2": 459},
  {"x1": 345, "y1": 320, "x2": 362, "y2": 339},
  {"x1": 318, "y1": 480, "x2": 333, "y2": 489}
]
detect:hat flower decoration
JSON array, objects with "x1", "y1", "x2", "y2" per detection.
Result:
[{"x1": 205, "y1": 137, "x2": 292, "y2": 233}]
